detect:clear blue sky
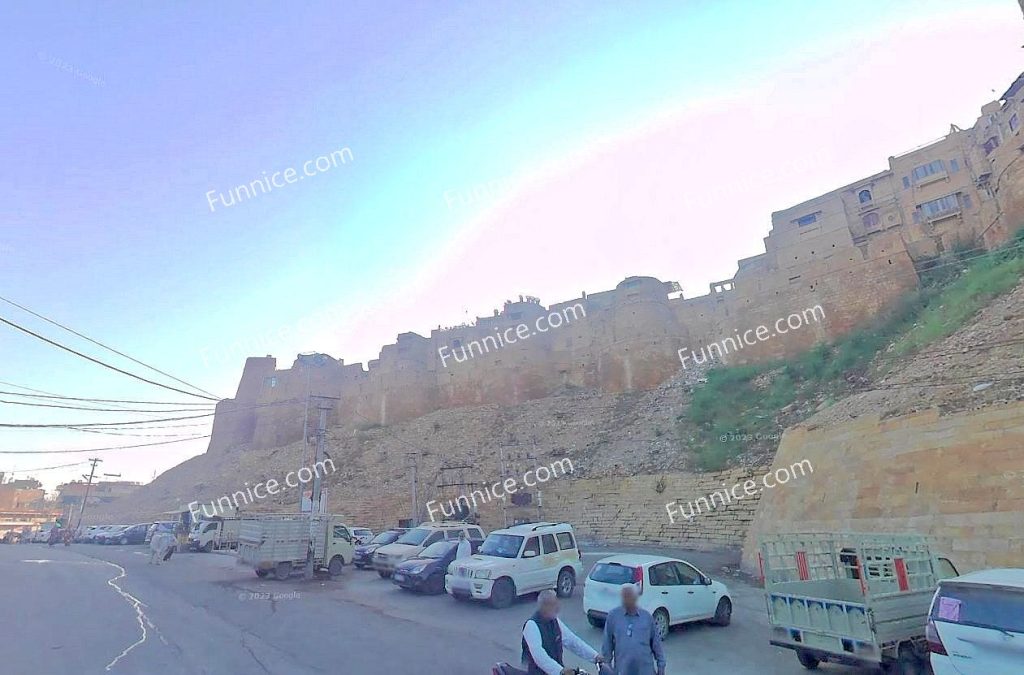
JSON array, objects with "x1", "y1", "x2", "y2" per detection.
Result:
[{"x1": 0, "y1": 0, "x2": 1018, "y2": 490}]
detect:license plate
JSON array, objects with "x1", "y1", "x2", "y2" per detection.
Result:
[{"x1": 393, "y1": 573, "x2": 405, "y2": 582}]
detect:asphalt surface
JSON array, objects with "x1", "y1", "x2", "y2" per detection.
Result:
[{"x1": 0, "y1": 542, "x2": 875, "y2": 675}]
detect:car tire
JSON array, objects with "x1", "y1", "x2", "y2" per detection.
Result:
[
  {"x1": 587, "y1": 615, "x2": 605, "y2": 629},
  {"x1": 255, "y1": 568, "x2": 268, "y2": 578},
  {"x1": 274, "y1": 562, "x2": 291, "y2": 580},
  {"x1": 427, "y1": 573, "x2": 445, "y2": 595},
  {"x1": 653, "y1": 608, "x2": 670, "y2": 641},
  {"x1": 490, "y1": 578, "x2": 515, "y2": 609},
  {"x1": 555, "y1": 569, "x2": 575, "y2": 598},
  {"x1": 377, "y1": 570, "x2": 391, "y2": 579},
  {"x1": 203, "y1": 541, "x2": 214, "y2": 553},
  {"x1": 712, "y1": 597, "x2": 732, "y2": 626},
  {"x1": 796, "y1": 650, "x2": 820, "y2": 670},
  {"x1": 328, "y1": 555, "x2": 345, "y2": 578}
]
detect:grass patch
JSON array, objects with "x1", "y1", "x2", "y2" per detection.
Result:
[{"x1": 686, "y1": 230, "x2": 1024, "y2": 471}]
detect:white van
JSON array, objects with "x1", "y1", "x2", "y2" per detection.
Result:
[
  {"x1": 446, "y1": 522, "x2": 583, "y2": 608},
  {"x1": 928, "y1": 568, "x2": 1024, "y2": 674}
]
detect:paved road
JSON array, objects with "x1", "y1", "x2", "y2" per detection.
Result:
[{"x1": 0, "y1": 542, "x2": 871, "y2": 675}]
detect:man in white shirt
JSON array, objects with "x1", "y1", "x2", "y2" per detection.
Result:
[
  {"x1": 149, "y1": 531, "x2": 175, "y2": 565},
  {"x1": 522, "y1": 590, "x2": 604, "y2": 675},
  {"x1": 456, "y1": 531, "x2": 473, "y2": 560}
]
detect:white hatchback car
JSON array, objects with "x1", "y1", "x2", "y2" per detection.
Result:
[
  {"x1": 583, "y1": 555, "x2": 732, "y2": 640},
  {"x1": 928, "y1": 568, "x2": 1024, "y2": 674},
  {"x1": 446, "y1": 522, "x2": 583, "y2": 608}
]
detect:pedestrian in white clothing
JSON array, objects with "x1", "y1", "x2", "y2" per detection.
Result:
[
  {"x1": 456, "y1": 531, "x2": 472, "y2": 560},
  {"x1": 149, "y1": 531, "x2": 175, "y2": 565},
  {"x1": 522, "y1": 590, "x2": 605, "y2": 675}
]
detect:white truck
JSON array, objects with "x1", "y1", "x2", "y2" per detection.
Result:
[
  {"x1": 237, "y1": 513, "x2": 354, "y2": 580},
  {"x1": 190, "y1": 518, "x2": 243, "y2": 552}
]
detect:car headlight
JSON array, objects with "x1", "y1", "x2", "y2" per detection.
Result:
[
  {"x1": 473, "y1": 570, "x2": 492, "y2": 579},
  {"x1": 407, "y1": 564, "x2": 428, "y2": 574}
]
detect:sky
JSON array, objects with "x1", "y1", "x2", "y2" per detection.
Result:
[{"x1": 0, "y1": 0, "x2": 1021, "y2": 491}]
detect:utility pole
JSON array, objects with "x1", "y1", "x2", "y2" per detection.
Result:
[
  {"x1": 407, "y1": 453, "x2": 419, "y2": 526},
  {"x1": 310, "y1": 400, "x2": 331, "y2": 514},
  {"x1": 304, "y1": 395, "x2": 337, "y2": 580},
  {"x1": 74, "y1": 458, "x2": 102, "y2": 531}
]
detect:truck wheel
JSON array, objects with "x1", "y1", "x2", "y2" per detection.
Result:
[
  {"x1": 274, "y1": 562, "x2": 291, "y2": 580},
  {"x1": 328, "y1": 555, "x2": 345, "y2": 578},
  {"x1": 796, "y1": 650, "x2": 820, "y2": 670},
  {"x1": 885, "y1": 645, "x2": 924, "y2": 675},
  {"x1": 203, "y1": 541, "x2": 214, "y2": 553},
  {"x1": 489, "y1": 578, "x2": 515, "y2": 609},
  {"x1": 255, "y1": 569, "x2": 268, "y2": 578}
]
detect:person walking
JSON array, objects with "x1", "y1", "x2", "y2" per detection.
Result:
[
  {"x1": 602, "y1": 584, "x2": 666, "y2": 675},
  {"x1": 522, "y1": 589, "x2": 605, "y2": 675},
  {"x1": 149, "y1": 530, "x2": 175, "y2": 565}
]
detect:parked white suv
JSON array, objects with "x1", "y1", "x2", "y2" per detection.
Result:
[
  {"x1": 445, "y1": 522, "x2": 583, "y2": 608},
  {"x1": 928, "y1": 568, "x2": 1024, "y2": 674},
  {"x1": 583, "y1": 554, "x2": 732, "y2": 640},
  {"x1": 373, "y1": 522, "x2": 484, "y2": 578}
]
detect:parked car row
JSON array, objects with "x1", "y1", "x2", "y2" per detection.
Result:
[{"x1": 349, "y1": 520, "x2": 734, "y2": 643}]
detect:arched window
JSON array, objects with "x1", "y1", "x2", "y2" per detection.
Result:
[
  {"x1": 862, "y1": 212, "x2": 880, "y2": 228},
  {"x1": 858, "y1": 189, "x2": 872, "y2": 204}
]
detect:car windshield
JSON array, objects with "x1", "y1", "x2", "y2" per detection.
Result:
[
  {"x1": 479, "y1": 534, "x2": 524, "y2": 558},
  {"x1": 420, "y1": 542, "x2": 456, "y2": 559},
  {"x1": 371, "y1": 531, "x2": 401, "y2": 545},
  {"x1": 395, "y1": 528, "x2": 431, "y2": 546},
  {"x1": 589, "y1": 563, "x2": 637, "y2": 585}
]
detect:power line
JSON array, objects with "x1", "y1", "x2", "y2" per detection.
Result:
[
  {"x1": 1, "y1": 460, "x2": 90, "y2": 473},
  {"x1": 0, "y1": 399, "x2": 215, "y2": 413},
  {"x1": 0, "y1": 412, "x2": 214, "y2": 428},
  {"x1": 0, "y1": 389, "x2": 214, "y2": 406},
  {"x1": 0, "y1": 314, "x2": 221, "y2": 402},
  {"x1": 0, "y1": 398, "x2": 304, "y2": 429},
  {"x1": 0, "y1": 294, "x2": 222, "y2": 399},
  {"x1": 0, "y1": 435, "x2": 211, "y2": 455}
]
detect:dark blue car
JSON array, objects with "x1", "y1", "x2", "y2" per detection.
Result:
[
  {"x1": 392, "y1": 539, "x2": 479, "y2": 594},
  {"x1": 354, "y1": 529, "x2": 406, "y2": 569}
]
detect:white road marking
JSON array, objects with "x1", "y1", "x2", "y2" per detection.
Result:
[
  {"x1": 21, "y1": 559, "x2": 105, "y2": 565},
  {"x1": 100, "y1": 560, "x2": 158, "y2": 671}
]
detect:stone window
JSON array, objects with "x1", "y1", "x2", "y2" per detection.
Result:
[
  {"x1": 983, "y1": 136, "x2": 1000, "y2": 156},
  {"x1": 862, "y1": 212, "x2": 880, "y2": 228},
  {"x1": 912, "y1": 159, "x2": 945, "y2": 183},
  {"x1": 858, "y1": 189, "x2": 872, "y2": 204},
  {"x1": 1011, "y1": 113, "x2": 1020, "y2": 132},
  {"x1": 793, "y1": 213, "x2": 818, "y2": 227}
]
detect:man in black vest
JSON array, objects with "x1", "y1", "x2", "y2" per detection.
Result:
[{"x1": 522, "y1": 590, "x2": 604, "y2": 675}]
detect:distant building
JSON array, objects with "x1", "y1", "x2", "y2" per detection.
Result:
[{"x1": 57, "y1": 480, "x2": 141, "y2": 508}]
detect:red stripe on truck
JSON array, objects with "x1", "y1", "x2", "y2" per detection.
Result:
[
  {"x1": 795, "y1": 551, "x2": 809, "y2": 580},
  {"x1": 894, "y1": 557, "x2": 909, "y2": 591}
]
